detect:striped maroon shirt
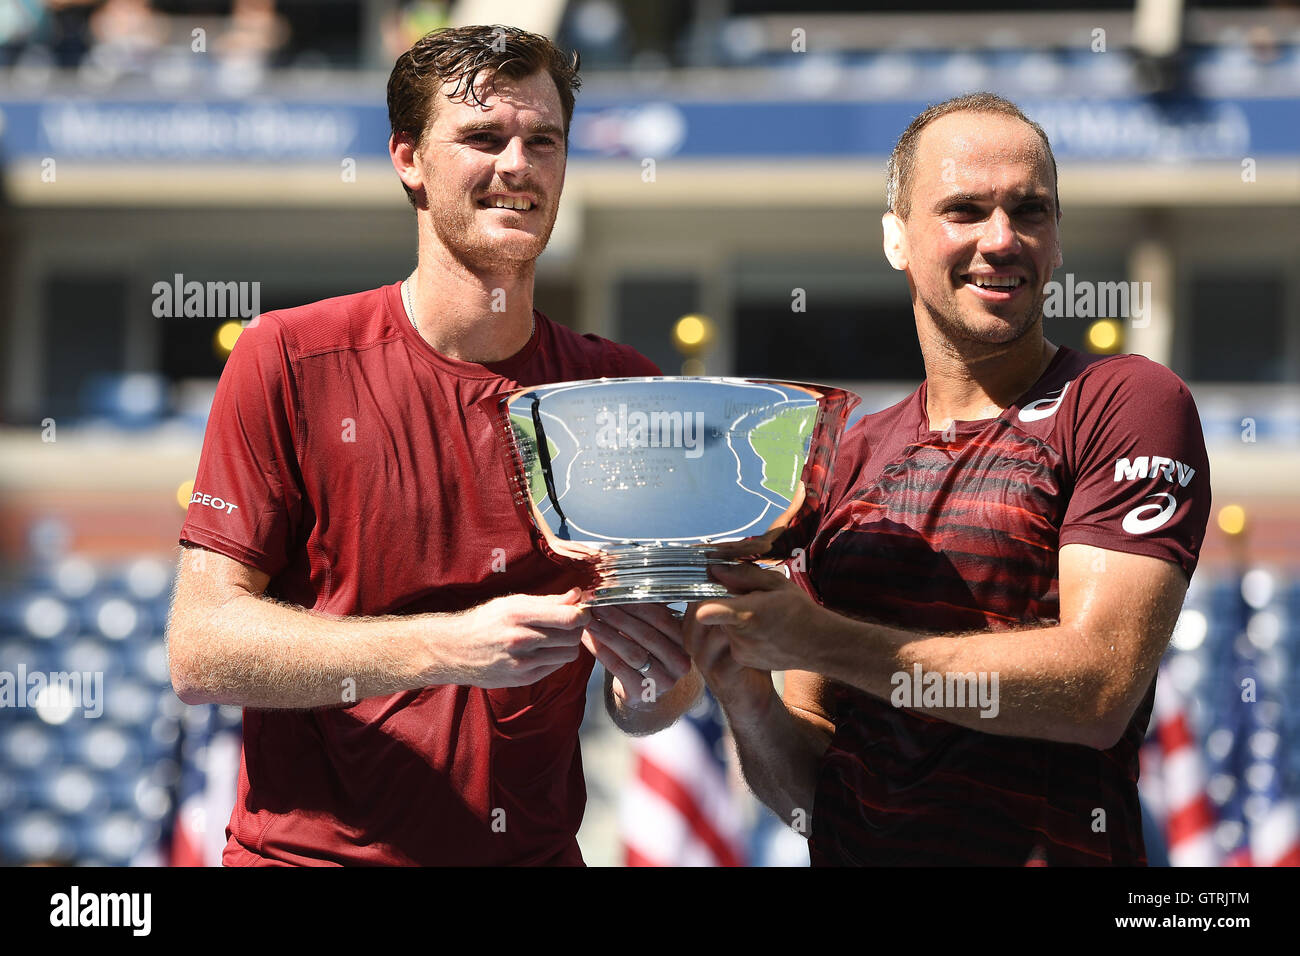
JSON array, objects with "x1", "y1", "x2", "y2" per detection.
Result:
[{"x1": 794, "y1": 346, "x2": 1210, "y2": 865}]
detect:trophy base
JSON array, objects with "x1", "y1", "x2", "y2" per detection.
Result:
[{"x1": 583, "y1": 543, "x2": 742, "y2": 607}]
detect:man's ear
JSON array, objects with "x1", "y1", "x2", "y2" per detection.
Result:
[
  {"x1": 390, "y1": 132, "x2": 424, "y2": 195},
  {"x1": 1053, "y1": 207, "x2": 1064, "y2": 268},
  {"x1": 882, "y1": 211, "x2": 908, "y2": 271}
]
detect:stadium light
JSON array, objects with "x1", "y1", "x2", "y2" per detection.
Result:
[
  {"x1": 1217, "y1": 504, "x2": 1246, "y2": 537},
  {"x1": 672, "y1": 314, "x2": 716, "y2": 376},
  {"x1": 214, "y1": 321, "x2": 243, "y2": 358},
  {"x1": 1085, "y1": 319, "x2": 1123, "y2": 354}
]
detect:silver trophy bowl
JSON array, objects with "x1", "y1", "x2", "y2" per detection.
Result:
[{"x1": 479, "y1": 377, "x2": 859, "y2": 605}]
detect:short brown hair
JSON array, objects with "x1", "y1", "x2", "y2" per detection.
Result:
[
  {"x1": 886, "y1": 92, "x2": 1059, "y2": 220},
  {"x1": 387, "y1": 24, "x2": 582, "y2": 207}
]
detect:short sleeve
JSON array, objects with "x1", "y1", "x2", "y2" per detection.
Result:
[
  {"x1": 179, "y1": 314, "x2": 306, "y2": 578},
  {"x1": 780, "y1": 420, "x2": 868, "y2": 596},
  {"x1": 615, "y1": 345, "x2": 662, "y2": 377},
  {"x1": 1059, "y1": 360, "x2": 1211, "y2": 579}
]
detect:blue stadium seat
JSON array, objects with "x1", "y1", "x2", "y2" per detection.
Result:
[
  {"x1": 0, "y1": 593, "x2": 77, "y2": 640},
  {"x1": 144, "y1": 714, "x2": 181, "y2": 759},
  {"x1": 90, "y1": 596, "x2": 149, "y2": 642},
  {"x1": 74, "y1": 812, "x2": 154, "y2": 864},
  {"x1": 0, "y1": 638, "x2": 55, "y2": 679},
  {"x1": 117, "y1": 557, "x2": 173, "y2": 603},
  {"x1": 129, "y1": 771, "x2": 174, "y2": 823},
  {"x1": 55, "y1": 636, "x2": 125, "y2": 682},
  {"x1": 101, "y1": 678, "x2": 159, "y2": 726},
  {"x1": 0, "y1": 811, "x2": 77, "y2": 864},
  {"x1": 48, "y1": 557, "x2": 100, "y2": 601},
  {"x1": 38, "y1": 766, "x2": 111, "y2": 817},
  {"x1": 71, "y1": 723, "x2": 141, "y2": 774},
  {"x1": 0, "y1": 769, "x2": 23, "y2": 817},
  {"x1": 1, "y1": 722, "x2": 62, "y2": 770},
  {"x1": 79, "y1": 372, "x2": 168, "y2": 428}
]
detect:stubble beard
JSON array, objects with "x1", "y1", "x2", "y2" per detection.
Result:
[
  {"x1": 427, "y1": 186, "x2": 558, "y2": 276},
  {"x1": 922, "y1": 282, "x2": 1047, "y2": 352}
]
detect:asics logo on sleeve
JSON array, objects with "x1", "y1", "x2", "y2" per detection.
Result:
[
  {"x1": 1017, "y1": 381, "x2": 1071, "y2": 422},
  {"x1": 1122, "y1": 493, "x2": 1178, "y2": 534},
  {"x1": 1114, "y1": 455, "x2": 1194, "y2": 533}
]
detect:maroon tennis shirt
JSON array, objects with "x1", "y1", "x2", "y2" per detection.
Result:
[
  {"x1": 179, "y1": 281, "x2": 658, "y2": 865},
  {"x1": 790, "y1": 346, "x2": 1211, "y2": 865}
]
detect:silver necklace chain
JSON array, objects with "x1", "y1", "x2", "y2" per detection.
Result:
[
  {"x1": 402, "y1": 279, "x2": 534, "y2": 343},
  {"x1": 401, "y1": 279, "x2": 418, "y2": 333}
]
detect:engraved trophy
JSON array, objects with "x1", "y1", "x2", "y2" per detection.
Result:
[{"x1": 479, "y1": 377, "x2": 859, "y2": 605}]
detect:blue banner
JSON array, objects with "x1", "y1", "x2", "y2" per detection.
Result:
[{"x1": 0, "y1": 94, "x2": 1295, "y2": 162}]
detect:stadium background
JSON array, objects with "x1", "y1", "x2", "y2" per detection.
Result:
[{"x1": 0, "y1": 0, "x2": 1297, "y2": 866}]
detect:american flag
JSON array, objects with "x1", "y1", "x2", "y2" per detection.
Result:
[
  {"x1": 620, "y1": 689, "x2": 748, "y2": 867},
  {"x1": 1141, "y1": 569, "x2": 1300, "y2": 867},
  {"x1": 1205, "y1": 574, "x2": 1300, "y2": 867},
  {"x1": 1140, "y1": 665, "x2": 1220, "y2": 865},
  {"x1": 167, "y1": 704, "x2": 242, "y2": 867}
]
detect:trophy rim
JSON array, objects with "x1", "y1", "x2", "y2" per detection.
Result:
[{"x1": 489, "y1": 373, "x2": 863, "y2": 397}]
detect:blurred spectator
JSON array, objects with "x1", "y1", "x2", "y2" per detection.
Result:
[
  {"x1": 209, "y1": 0, "x2": 287, "y2": 93},
  {"x1": 84, "y1": 0, "x2": 166, "y2": 83},
  {"x1": 2, "y1": 0, "x2": 293, "y2": 80},
  {"x1": 46, "y1": 0, "x2": 99, "y2": 66},
  {"x1": 381, "y1": 0, "x2": 447, "y2": 61},
  {"x1": 562, "y1": 0, "x2": 630, "y2": 68},
  {"x1": 0, "y1": 1, "x2": 46, "y2": 66},
  {"x1": 3, "y1": 0, "x2": 99, "y2": 68},
  {"x1": 215, "y1": 0, "x2": 286, "y2": 64}
]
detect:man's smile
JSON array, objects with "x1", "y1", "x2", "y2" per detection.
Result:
[
  {"x1": 960, "y1": 271, "x2": 1029, "y2": 302},
  {"x1": 477, "y1": 193, "x2": 537, "y2": 211}
]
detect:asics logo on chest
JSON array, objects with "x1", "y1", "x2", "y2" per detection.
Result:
[{"x1": 1017, "y1": 381, "x2": 1071, "y2": 422}]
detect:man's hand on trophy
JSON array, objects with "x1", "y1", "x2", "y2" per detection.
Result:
[
  {"x1": 681, "y1": 601, "x2": 775, "y2": 724},
  {"x1": 705, "y1": 526, "x2": 785, "y2": 561},
  {"x1": 582, "y1": 603, "x2": 694, "y2": 710},
  {"x1": 688, "y1": 563, "x2": 828, "y2": 674},
  {"x1": 432, "y1": 589, "x2": 592, "y2": 689}
]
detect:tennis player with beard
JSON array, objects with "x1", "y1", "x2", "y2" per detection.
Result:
[
  {"x1": 686, "y1": 93, "x2": 1211, "y2": 865},
  {"x1": 167, "y1": 25, "x2": 700, "y2": 866}
]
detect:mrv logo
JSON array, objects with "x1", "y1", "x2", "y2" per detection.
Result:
[
  {"x1": 595, "y1": 404, "x2": 705, "y2": 459},
  {"x1": 152, "y1": 273, "x2": 260, "y2": 319},
  {"x1": 1113, "y1": 455, "x2": 1196, "y2": 487}
]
